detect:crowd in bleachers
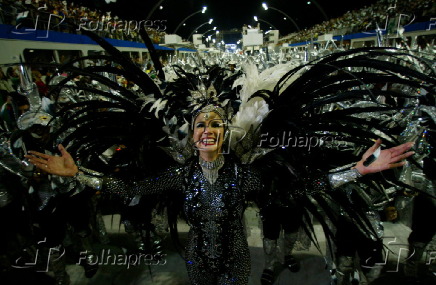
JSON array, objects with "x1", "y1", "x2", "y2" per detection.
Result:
[
  {"x1": 282, "y1": 0, "x2": 436, "y2": 44},
  {"x1": 1, "y1": 0, "x2": 435, "y2": 47},
  {"x1": 0, "y1": 0, "x2": 166, "y2": 43}
]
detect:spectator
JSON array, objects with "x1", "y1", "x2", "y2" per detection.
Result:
[
  {"x1": 6, "y1": 67, "x2": 20, "y2": 91},
  {"x1": 0, "y1": 69, "x2": 15, "y2": 94},
  {"x1": 31, "y1": 69, "x2": 48, "y2": 96}
]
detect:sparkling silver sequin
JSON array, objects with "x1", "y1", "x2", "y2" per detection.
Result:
[
  {"x1": 78, "y1": 165, "x2": 104, "y2": 176},
  {"x1": 98, "y1": 160, "x2": 260, "y2": 284},
  {"x1": 199, "y1": 155, "x2": 225, "y2": 184},
  {"x1": 36, "y1": 180, "x2": 56, "y2": 211},
  {"x1": 75, "y1": 173, "x2": 103, "y2": 190},
  {"x1": 366, "y1": 211, "x2": 384, "y2": 240},
  {"x1": 82, "y1": 159, "x2": 341, "y2": 284},
  {"x1": 328, "y1": 169, "x2": 362, "y2": 189}
]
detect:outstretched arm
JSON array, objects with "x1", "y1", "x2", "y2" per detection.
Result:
[
  {"x1": 243, "y1": 139, "x2": 415, "y2": 197},
  {"x1": 329, "y1": 139, "x2": 415, "y2": 189},
  {"x1": 354, "y1": 139, "x2": 414, "y2": 175},
  {"x1": 25, "y1": 144, "x2": 184, "y2": 199}
]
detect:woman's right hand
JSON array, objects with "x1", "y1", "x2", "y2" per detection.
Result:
[{"x1": 25, "y1": 144, "x2": 78, "y2": 177}]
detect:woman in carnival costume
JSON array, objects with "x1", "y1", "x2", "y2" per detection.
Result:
[{"x1": 12, "y1": 27, "x2": 436, "y2": 284}]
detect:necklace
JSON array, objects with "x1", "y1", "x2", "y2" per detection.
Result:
[{"x1": 199, "y1": 155, "x2": 224, "y2": 184}]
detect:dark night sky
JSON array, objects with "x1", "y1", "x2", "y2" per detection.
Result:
[{"x1": 73, "y1": 0, "x2": 380, "y2": 42}]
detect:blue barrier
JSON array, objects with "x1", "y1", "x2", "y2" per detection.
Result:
[
  {"x1": 0, "y1": 24, "x2": 174, "y2": 50},
  {"x1": 287, "y1": 20, "x2": 435, "y2": 47}
]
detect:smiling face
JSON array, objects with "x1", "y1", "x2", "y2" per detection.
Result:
[{"x1": 192, "y1": 111, "x2": 225, "y2": 158}]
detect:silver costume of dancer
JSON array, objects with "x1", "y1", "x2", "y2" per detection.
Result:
[{"x1": 74, "y1": 153, "x2": 359, "y2": 284}]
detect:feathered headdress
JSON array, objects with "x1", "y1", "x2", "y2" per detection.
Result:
[{"x1": 8, "y1": 26, "x2": 436, "y2": 259}]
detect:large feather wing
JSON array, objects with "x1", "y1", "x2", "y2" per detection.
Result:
[{"x1": 251, "y1": 47, "x2": 436, "y2": 250}]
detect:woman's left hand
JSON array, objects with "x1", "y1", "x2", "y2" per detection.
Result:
[{"x1": 354, "y1": 139, "x2": 415, "y2": 175}]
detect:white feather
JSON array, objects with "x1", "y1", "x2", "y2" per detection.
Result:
[
  {"x1": 149, "y1": 98, "x2": 168, "y2": 118},
  {"x1": 232, "y1": 62, "x2": 296, "y2": 134}
]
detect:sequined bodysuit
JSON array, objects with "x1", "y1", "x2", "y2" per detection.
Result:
[
  {"x1": 103, "y1": 157, "x2": 262, "y2": 284},
  {"x1": 84, "y1": 156, "x2": 359, "y2": 284}
]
